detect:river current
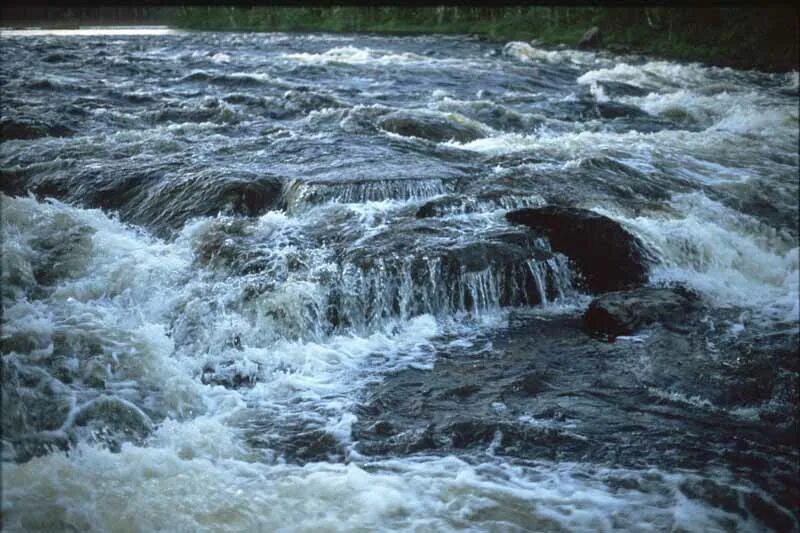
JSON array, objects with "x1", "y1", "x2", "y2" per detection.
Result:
[{"x1": 1, "y1": 29, "x2": 798, "y2": 531}]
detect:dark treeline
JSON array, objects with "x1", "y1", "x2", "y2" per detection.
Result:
[
  {"x1": 1, "y1": 6, "x2": 797, "y2": 71},
  {"x1": 170, "y1": 6, "x2": 798, "y2": 71},
  {"x1": 0, "y1": 6, "x2": 176, "y2": 28}
]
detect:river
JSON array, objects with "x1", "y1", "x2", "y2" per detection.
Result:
[{"x1": 1, "y1": 29, "x2": 798, "y2": 531}]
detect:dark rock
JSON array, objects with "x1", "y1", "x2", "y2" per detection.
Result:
[
  {"x1": 367, "y1": 420, "x2": 396, "y2": 436},
  {"x1": 596, "y1": 101, "x2": 651, "y2": 119},
  {"x1": 506, "y1": 206, "x2": 650, "y2": 292},
  {"x1": 441, "y1": 384, "x2": 481, "y2": 399},
  {"x1": 201, "y1": 359, "x2": 260, "y2": 388},
  {"x1": 442, "y1": 240, "x2": 531, "y2": 274},
  {"x1": 352, "y1": 304, "x2": 800, "y2": 505},
  {"x1": 283, "y1": 90, "x2": 344, "y2": 114},
  {"x1": 448, "y1": 419, "x2": 497, "y2": 448},
  {"x1": 1, "y1": 119, "x2": 45, "y2": 140},
  {"x1": 597, "y1": 81, "x2": 650, "y2": 98},
  {"x1": 416, "y1": 196, "x2": 465, "y2": 218},
  {"x1": 512, "y1": 370, "x2": 553, "y2": 395},
  {"x1": 745, "y1": 491, "x2": 796, "y2": 532},
  {"x1": 582, "y1": 286, "x2": 703, "y2": 337},
  {"x1": 10, "y1": 434, "x2": 72, "y2": 463},
  {"x1": 0, "y1": 118, "x2": 73, "y2": 141},
  {"x1": 43, "y1": 53, "x2": 77, "y2": 63},
  {"x1": 441, "y1": 101, "x2": 528, "y2": 132},
  {"x1": 282, "y1": 429, "x2": 341, "y2": 462},
  {"x1": 126, "y1": 173, "x2": 284, "y2": 237},
  {"x1": 578, "y1": 26, "x2": 602, "y2": 49},
  {"x1": 378, "y1": 110, "x2": 484, "y2": 143},
  {"x1": 0, "y1": 169, "x2": 27, "y2": 196}
]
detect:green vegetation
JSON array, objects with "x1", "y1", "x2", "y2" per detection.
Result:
[{"x1": 169, "y1": 6, "x2": 798, "y2": 72}]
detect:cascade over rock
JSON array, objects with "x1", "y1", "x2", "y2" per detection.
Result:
[{"x1": 506, "y1": 206, "x2": 650, "y2": 293}]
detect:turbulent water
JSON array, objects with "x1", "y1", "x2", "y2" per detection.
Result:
[{"x1": 1, "y1": 29, "x2": 798, "y2": 531}]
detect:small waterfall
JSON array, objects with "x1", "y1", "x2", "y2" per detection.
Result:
[
  {"x1": 417, "y1": 193, "x2": 546, "y2": 218},
  {"x1": 547, "y1": 254, "x2": 575, "y2": 300},
  {"x1": 282, "y1": 178, "x2": 454, "y2": 212},
  {"x1": 527, "y1": 259, "x2": 550, "y2": 305},
  {"x1": 328, "y1": 251, "x2": 576, "y2": 333}
]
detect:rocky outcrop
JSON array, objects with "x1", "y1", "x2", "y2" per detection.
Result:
[
  {"x1": 506, "y1": 206, "x2": 650, "y2": 292},
  {"x1": 352, "y1": 302, "x2": 799, "y2": 500},
  {"x1": 582, "y1": 286, "x2": 702, "y2": 337},
  {"x1": 122, "y1": 173, "x2": 284, "y2": 237},
  {"x1": 4, "y1": 163, "x2": 285, "y2": 238},
  {"x1": 578, "y1": 26, "x2": 602, "y2": 49},
  {"x1": 377, "y1": 110, "x2": 485, "y2": 143}
]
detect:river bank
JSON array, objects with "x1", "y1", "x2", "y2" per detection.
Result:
[{"x1": 165, "y1": 7, "x2": 799, "y2": 73}]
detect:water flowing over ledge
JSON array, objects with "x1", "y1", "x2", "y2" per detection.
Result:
[{"x1": 1, "y1": 30, "x2": 798, "y2": 532}]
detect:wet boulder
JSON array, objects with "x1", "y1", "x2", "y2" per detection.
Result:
[
  {"x1": 73, "y1": 396, "x2": 153, "y2": 440},
  {"x1": 377, "y1": 110, "x2": 485, "y2": 143},
  {"x1": 506, "y1": 206, "x2": 650, "y2": 292},
  {"x1": 126, "y1": 173, "x2": 284, "y2": 237},
  {"x1": 578, "y1": 26, "x2": 602, "y2": 49},
  {"x1": 596, "y1": 101, "x2": 651, "y2": 120},
  {"x1": 285, "y1": 89, "x2": 343, "y2": 112},
  {"x1": 582, "y1": 286, "x2": 703, "y2": 337},
  {"x1": 596, "y1": 81, "x2": 650, "y2": 98}
]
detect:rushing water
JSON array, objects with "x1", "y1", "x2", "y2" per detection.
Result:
[{"x1": 1, "y1": 29, "x2": 798, "y2": 531}]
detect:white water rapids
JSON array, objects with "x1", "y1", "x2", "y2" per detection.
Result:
[{"x1": 1, "y1": 30, "x2": 798, "y2": 531}]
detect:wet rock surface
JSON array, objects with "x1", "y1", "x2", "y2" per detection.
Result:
[
  {"x1": 583, "y1": 286, "x2": 703, "y2": 337},
  {"x1": 378, "y1": 110, "x2": 486, "y2": 143},
  {"x1": 506, "y1": 206, "x2": 651, "y2": 292},
  {"x1": 353, "y1": 307, "x2": 799, "y2": 516}
]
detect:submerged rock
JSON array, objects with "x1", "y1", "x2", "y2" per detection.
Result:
[
  {"x1": 74, "y1": 396, "x2": 153, "y2": 435},
  {"x1": 582, "y1": 286, "x2": 703, "y2": 337},
  {"x1": 506, "y1": 206, "x2": 650, "y2": 292},
  {"x1": 596, "y1": 81, "x2": 650, "y2": 98},
  {"x1": 377, "y1": 110, "x2": 485, "y2": 143}
]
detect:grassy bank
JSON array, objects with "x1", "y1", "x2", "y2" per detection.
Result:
[{"x1": 169, "y1": 6, "x2": 798, "y2": 72}]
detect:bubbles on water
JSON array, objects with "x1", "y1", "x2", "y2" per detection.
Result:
[
  {"x1": 593, "y1": 194, "x2": 800, "y2": 323},
  {"x1": 503, "y1": 41, "x2": 605, "y2": 67},
  {"x1": 283, "y1": 45, "x2": 431, "y2": 67},
  {"x1": 3, "y1": 446, "x2": 791, "y2": 532}
]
